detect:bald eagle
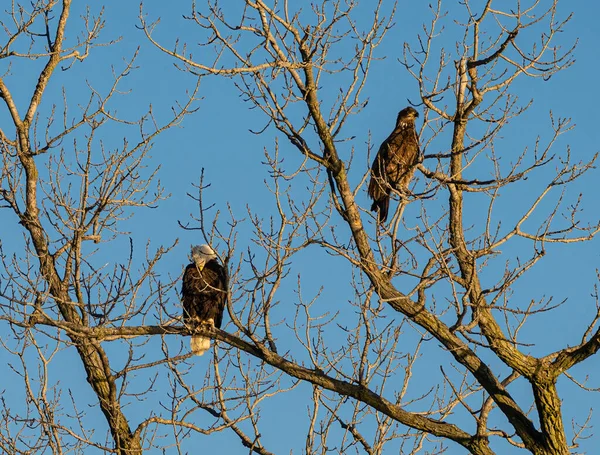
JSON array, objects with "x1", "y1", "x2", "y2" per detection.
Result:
[
  {"x1": 368, "y1": 106, "x2": 420, "y2": 223},
  {"x1": 182, "y1": 245, "x2": 228, "y2": 356}
]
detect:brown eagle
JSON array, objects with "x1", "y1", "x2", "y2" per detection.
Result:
[
  {"x1": 182, "y1": 244, "x2": 227, "y2": 356},
  {"x1": 368, "y1": 106, "x2": 420, "y2": 223}
]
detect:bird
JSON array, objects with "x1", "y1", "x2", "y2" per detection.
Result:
[
  {"x1": 368, "y1": 106, "x2": 420, "y2": 223},
  {"x1": 181, "y1": 244, "x2": 228, "y2": 356}
]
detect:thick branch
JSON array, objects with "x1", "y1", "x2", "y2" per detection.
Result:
[{"x1": 27, "y1": 316, "x2": 495, "y2": 455}]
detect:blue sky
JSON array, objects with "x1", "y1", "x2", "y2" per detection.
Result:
[{"x1": 1, "y1": 1, "x2": 600, "y2": 454}]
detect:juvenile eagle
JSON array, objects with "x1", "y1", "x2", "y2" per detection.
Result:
[
  {"x1": 182, "y1": 244, "x2": 227, "y2": 356},
  {"x1": 368, "y1": 106, "x2": 420, "y2": 223}
]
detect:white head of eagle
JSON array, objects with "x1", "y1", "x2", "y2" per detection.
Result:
[
  {"x1": 191, "y1": 244, "x2": 217, "y2": 268},
  {"x1": 182, "y1": 244, "x2": 228, "y2": 356}
]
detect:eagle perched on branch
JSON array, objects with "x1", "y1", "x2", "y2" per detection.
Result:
[
  {"x1": 182, "y1": 245, "x2": 227, "y2": 356},
  {"x1": 368, "y1": 106, "x2": 420, "y2": 223}
]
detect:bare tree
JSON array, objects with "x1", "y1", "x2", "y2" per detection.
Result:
[
  {"x1": 1, "y1": 0, "x2": 599, "y2": 454},
  {"x1": 0, "y1": 1, "x2": 200, "y2": 454},
  {"x1": 139, "y1": 1, "x2": 600, "y2": 454}
]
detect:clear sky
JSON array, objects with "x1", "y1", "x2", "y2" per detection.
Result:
[{"x1": 1, "y1": 1, "x2": 599, "y2": 454}]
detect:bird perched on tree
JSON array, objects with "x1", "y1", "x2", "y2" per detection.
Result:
[
  {"x1": 368, "y1": 106, "x2": 420, "y2": 223},
  {"x1": 181, "y1": 244, "x2": 228, "y2": 356}
]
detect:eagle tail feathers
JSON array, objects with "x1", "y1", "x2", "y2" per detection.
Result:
[
  {"x1": 371, "y1": 197, "x2": 389, "y2": 224},
  {"x1": 191, "y1": 336, "x2": 211, "y2": 356}
]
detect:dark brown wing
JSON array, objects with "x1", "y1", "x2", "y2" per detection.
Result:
[
  {"x1": 384, "y1": 124, "x2": 419, "y2": 190},
  {"x1": 368, "y1": 141, "x2": 389, "y2": 202},
  {"x1": 368, "y1": 123, "x2": 419, "y2": 222},
  {"x1": 182, "y1": 260, "x2": 228, "y2": 328},
  {"x1": 368, "y1": 142, "x2": 391, "y2": 222}
]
